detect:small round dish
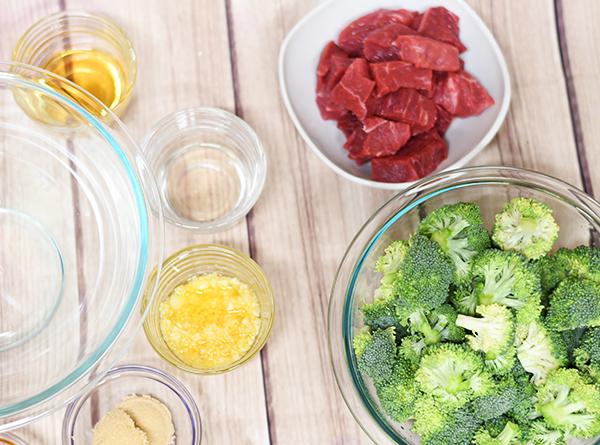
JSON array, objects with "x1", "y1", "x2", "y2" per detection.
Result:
[
  {"x1": 143, "y1": 108, "x2": 267, "y2": 232},
  {"x1": 0, "y1": 432, "x2": 27, "y2": 445},
  {"x1": 62, "y1": 364, "x2": 201, "y2": 445},
  {"x1": 142, "y1": 244, "x2": 275, "y2": 374}
]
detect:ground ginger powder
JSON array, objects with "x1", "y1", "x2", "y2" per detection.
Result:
[{"x1": 159, "y1": 273, "x2": 261, "y2": 369}]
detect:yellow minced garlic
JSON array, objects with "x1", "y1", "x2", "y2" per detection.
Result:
[{"x1": 159, "y1": 273, "x2": 261, "y2": 369}]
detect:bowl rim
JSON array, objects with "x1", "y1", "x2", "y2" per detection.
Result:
[
  {"x1": 141, "y1": 106, "x2": 268, "y2": 232},
  {"x1": 278, "y1": 0, "x2": 512, "y2": 190},
  {"x1": 0, "y1": 62, "x2": 164, "y2": 429},
  {"x1": 328, "y1": 166, "x2": 600, "y2": 444},
  {"x1": 61, "y1": 364, "x2": 202, "y2": 445},
  {"x1": 142, "y1": 243, "x2": 275, "y2": 374}
]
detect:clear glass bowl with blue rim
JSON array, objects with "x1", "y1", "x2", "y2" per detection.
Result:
[
  {"x1": 0, "y1": 62, "x2": 164, "y2": 430},
  {"x1": 328, "y1": 166, "x2": 600, "y2": 445}
]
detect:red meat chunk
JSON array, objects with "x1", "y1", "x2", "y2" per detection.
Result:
[
  {"x1": 316, "y1": 42, "x2": 353, "y2": 120},
  {"x1": 435, "y1": 105, "x2": 454, "y2": 135},
  {"x1": 349, "y1": 117, "x2": 410, "y2": 162},
  {"x1": 418, "y1": 7, "x2": 466, "y2": 52},
  {"x1": 395, "y1": 35, "x2": 461, "y2": 71},
  {"x1": 371, "y1": 61, "x2": 432, "y2": 97},
  {"x1": 336, "y1": 113, "x2": 362, "y2": 137},
  {"x1": 411, "y1": 12, "x2": 424, "y2": 30},
  {"x1": 374, "y1": 88, "x2": 437, "y2": 130},
  {"x1": 331, "y1": 59, "x2": 375, "y2": 120},
  {"x1": 363, "y1": 23, "x2": 416, "y2": 62},
  {"x1": 338, "y1": 9, "x2": 417, "y2": 56},
  {"x1": 371, "y1": 131, "x2": 448, "y2": 182},
  {"x1": 433, "y1": 70, "x2": 495, "y2": 117},
  {"x1": 344, "y1": 128, "x2": 369, "y2": 164}
]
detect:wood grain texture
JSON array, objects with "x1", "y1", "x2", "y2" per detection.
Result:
[{"x1": 1, "y1": 0, "x2": 599, "y2": 443}]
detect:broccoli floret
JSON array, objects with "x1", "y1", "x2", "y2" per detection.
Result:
[
  {"x1": 574, "y1": 327, "x2": 600, "y2": 383},
  {"x1": 486, "y1": 345, "x2": 517, "y2": 375},
  {"x1": 473, "y1": 421, "x2": 522, "y2": 445},
  {"x1": 450, "y1": 284, "x2": 478, "y2": 315},
  {"x1": 526, "y1": 421, "x2": 565, "y2": 445},
  {"x1": 394, "y1": 235, "x2": 454, "y2": 322},
  {"x1": 554, "y1": 246, "x2": 600, "y2": 283},
  {"x1": 470, "y1": 377, "x2": 523, "y2": 421},
  {"x1": 415, "y1": 343, "x2": 494, "y2": 408},
  {"x1": 418, "y1": 202, "x2": 491, "y2": 283},
  {"x1": 456, "y1": 304, "x2": 515, "y2": 361},
  {"x1": 409, "y1": 304, "x2": 465, "y2": 345},
  {"x1": 546, "y1": 278, "x2": 600, "y2": 331},
  {"x1": 361, "y1": 294, "x2": 407, "y2": 333},
  {"x1": 375, "y1": 358, "x2": 421, "y2": 423},
  {"x1": 516, "y1": 320, "x2": 567, "y2": 385},
  {"x1": 399, "y1": 334, "x2": 426, "y2": 368},
  {"x1": 492, "y1": 197, "x2": 559, "y2": 260},
  {"x1": 470, "y1": 250, "x2": 541, "y2": 310},
  {"x1": 533, "y1": 254, "x2": 567, "y2": 296},
  {"x1": 561, "y1": 327, "x2": 586, "y2": 366},
  {"x1": 353, "y1": 327, "x2": 397, "y2": 382},
  {"x1": 507, "y1": 361, "x2": 540, "y2": 424},
  {"x1": 536, "y1": 368, "x2": 600, "y2": 438},
  {"x1": 375, "y1": 239, "x2": 410, "y2": 274},
  {"x1": 413, "y1": 398, "x2": 482, "y2": 445}
]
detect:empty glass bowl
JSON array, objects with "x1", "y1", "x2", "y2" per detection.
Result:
[
  {"x1": 142, "y1": 108, "x2": 267, "y2": 232},
  {"x1": 0, "y1": 63, "x2": 163, "y2": 430},
  {"x1": 328, "y1": 167, "x2": 600, "y2": 445},
  {"x1": 62, "y1": 364, "x2": 201, "y2": 444},
  {"x1": 0, "y1": 432, "x2": 27, "y2": 445}
]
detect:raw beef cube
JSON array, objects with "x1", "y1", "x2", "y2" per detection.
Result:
[
  {"x1": 435, "y1": 105, "x2": 454, "y2": 135},
  {"x1": 411, "y1": 12, "x2": 424, "y2": 30},
  {"x1": 362, "y1": 117, "x2": 411, "y2": 156},
  {"x1": 374, "y1": 88, "x2": 437, "y2": 131},
  {"x1": 316, "y1": 42, "x2": 353, "y2": 120},
  {"x1": 336, "y1": 113, "x2": 361, "y2": 137},
  {"x1": 371, "y1": 131, "x2": 448, "y2": 182},
  {"x1": 395, "y1": 35, "x2": 461, "y2": 71},
  {"x1": 331, "y1": 59, "x2": 375, "y2": 120},
  {"x1": 344, "y1": 129, "x2": 369, "y2": 164},
  {"x1": 338, "y1": 9, "x2": 417, "y2": 56},
  {"x1": 363, "y1": 23, "x2": 416, "y2": 62},
  {"x1": 371, "y1": 61, "x2": 432, "y2": 97},
  {"x1": 433, "y1": 70, "x2": 495, "y2": 117},
  {"x1": 418, "y1": 7, "x2": 466, "y2": 52}
]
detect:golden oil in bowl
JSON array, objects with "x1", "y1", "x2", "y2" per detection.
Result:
[{"x1": 13, "y1": 12, "x2": 136, "y2": 126}]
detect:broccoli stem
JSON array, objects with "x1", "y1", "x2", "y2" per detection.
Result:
[{"x1": 540, "y1": 386, "x2": 596, "y2": 430}]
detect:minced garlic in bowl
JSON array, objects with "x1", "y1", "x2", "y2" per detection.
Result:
[{"x1": 142, "y1": 244, "x2": 274, "y2": 374}]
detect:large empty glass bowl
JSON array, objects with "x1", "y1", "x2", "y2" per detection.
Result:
[
  {"x1": 329, "y1": 167, "x2": 600, "y2": 445},
  {"x1": 0, "y1": 62, "x2": 163, "y2": 430}
]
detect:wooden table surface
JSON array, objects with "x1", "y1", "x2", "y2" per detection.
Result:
[{"x1": 2, "y1": 0, "x2": 600, "y2": 443}]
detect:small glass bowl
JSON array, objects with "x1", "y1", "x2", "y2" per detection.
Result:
[
  {"x1": 13, "y1": 11, "x2": 137, "y2": 123},
  {"x1": 62, "y1": 364, "x2": 201, "y2": 444},
  {"x1": 0, "y1": 432, "x2": 27, "y2": 445},
  {"x1": 142, "y1": 108, "x2": 267, "y2": 232},
  {"x1": 142, "y1": 244, "x2": 275, "y2": 374}
]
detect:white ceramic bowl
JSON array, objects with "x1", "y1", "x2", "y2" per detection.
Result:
[{"x1": 279, "y1": 0, "x2": 511, "y2": 190}]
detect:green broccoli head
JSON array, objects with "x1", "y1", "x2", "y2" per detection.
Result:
[
  {"x1": 516, "y1": 320, "x2": 567, "y2": 385},
  {"x1": 470, "y1": 250, "x2": 541, "y2": 309},
  {"x1": 398, "y1": 334, "x2": 426, "y2": 369},
  {"x1": 361, "y1": 294, "x2": 407, "y2": 334},
  {"x1": 506, "y1": 361, "x2": 540, "y2": 425},
  {"x1": 574, "y1": 327, "x2": 600, "y2": 383},
  {"x1": 473, "y1": 420, "x2": 522, "y2": 445},
  {"x1": 485, "y1": 345, "x2": 517, "y2": 376},
  {"x1": 415, "y1": 343, "x2": 494, "y2": 408},
  {"x1": 470, "y1": 377, "x2": 524, "y2": 421},
  {"x1": 408, "y1": 304, "x2": 465, "y2": 345},
  {"x1": 393, "y1": 235, "x2": 454, "y2": 322},
  {"x1": 492, "y1": 197, "x2": 559, "y2": 260},
  {"x1": 375, "y1": 358, "x2": 421, "y2": 423},
  {"x1": 456, "y1": 304, "x2": 515, "y2": 361},
  {"x1": 450, "y1": 284, "x2": 478, "y2": 315},
  {"x1": 526, "y1": 421, "x2": 565, "y2": 445},
  {"x1": 418, "y1": 202, "x2": 491, "y2": 283},
  {"x1": 533, "y1": 254, "x2": 568, "y2": 296},
  {"x1": 536, "y1": 368, "x2": 600, "y2": 438},
  {"x1": 546, "y1": 278, "x2": 600, "y2": 331},
  {"x1": 413, "y1": 398, "x2": 482, "y2": 445},
  {"x1": 375, "y1": 239, "x2": 410, "y2": 274},
  {"x1": 353, "y1": 327, "x2": 397, "y2": 382}
]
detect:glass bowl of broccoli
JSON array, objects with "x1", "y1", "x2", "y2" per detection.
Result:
[{"x1": 329, "y1": 166, "x2": 600, "y2": 445}]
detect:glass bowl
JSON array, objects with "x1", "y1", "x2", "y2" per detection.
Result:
[
  {"x1": 142, "y1": 244, "x2": 274, "y2": 374},
  {"x1": 0, "y1": 432, "x2": 27, "y2": 445},
  {"x1": 62, "y1": 364, "x2": 201, "y2": 444},
  {"x1": 328, "y1": 166, "x2": 600, "y2": 445},
  {"x1": 0, "y1": 63, "x2": 163, "y2": 430},
  {"x1": 142, "y1": 108, "x2": 267, "y2": 232}
]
